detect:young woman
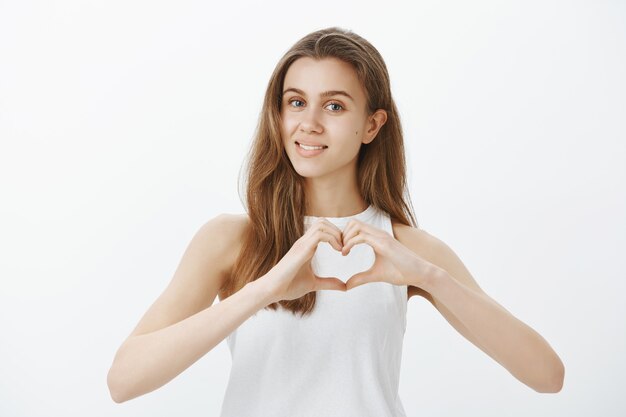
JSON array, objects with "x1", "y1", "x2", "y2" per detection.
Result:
[{"x1": 107, "y1": 27, "x2": 565, "y2": 415}]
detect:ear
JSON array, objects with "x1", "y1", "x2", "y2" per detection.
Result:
[{"x1": 362, "y1": 109, "x2": 388, "y2": 145}]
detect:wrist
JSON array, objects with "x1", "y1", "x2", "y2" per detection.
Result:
[
  {"x1": 247, "y1": 275, "x2": 279, "y2": 306},
  {"x1": 417, "y1": 265, "x2": 448, "y2": 294}
]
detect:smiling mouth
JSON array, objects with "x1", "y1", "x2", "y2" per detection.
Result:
[{"x1": 296, "y1": 141, "x2": 328, "y2": 150}]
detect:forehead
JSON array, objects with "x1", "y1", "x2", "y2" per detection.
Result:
[{"x1": 283, "y1": 57, "x2": 365, "y2": 102}]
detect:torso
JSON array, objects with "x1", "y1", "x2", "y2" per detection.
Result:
[{"x1": 217, "y1": 213, "x2": 432, "y2": 302}]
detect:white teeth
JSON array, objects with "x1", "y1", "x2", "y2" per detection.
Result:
[{"x1": 298, "y1": 143, "x2": 325, "y2": 150}]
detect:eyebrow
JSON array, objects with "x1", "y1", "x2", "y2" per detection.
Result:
[{"x1": 282, "y1": 87, "x2": 354, "y2": 102}]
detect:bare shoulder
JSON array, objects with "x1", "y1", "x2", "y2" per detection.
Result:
[
  {"x1": 198, "y1": 212, "x2": 247, "y2": 248},
  {"x1": 163, "y1": 211, "x2": 250, "y2": 305},
  {"x1": 391, "y1": 222, "x2": 442, "y2": 260},
  {"x1": 214, "y1": 212, "x2": 250, "y2": 300},
  {"x1": 212, "y1": 212, "x2": 250, "y2": 269},
  {"x1": 124, "y1": 212, "x2": 250, "y2": 339},
  {"x1": 213, "y1": 212, "x2": 250, "y2": 237}
]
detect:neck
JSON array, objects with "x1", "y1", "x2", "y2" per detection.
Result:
[{"x1": 303, "y1": 179, "x2": 368, "y2": 218}]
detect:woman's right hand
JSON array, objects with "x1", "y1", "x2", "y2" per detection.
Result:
[{"x1": 263, "y1": 218, "x2": 347, "y2": 303}]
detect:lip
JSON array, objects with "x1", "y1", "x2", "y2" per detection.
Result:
[
  {"x1": 295, "y1": 141, "x2": 327, "y2": 158},
  {"x1": 295, "y1": 140, "x2": 327, "y2": 147}
]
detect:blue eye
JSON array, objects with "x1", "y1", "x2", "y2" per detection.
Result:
[
  {"x1": 286, "y1": 98, "x2": 344, "y2": 112},
  {"x1": 326, "y1": 102, "x2": 344, "y2": 112}
]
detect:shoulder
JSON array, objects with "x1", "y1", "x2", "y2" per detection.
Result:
[
  {"x1": 209, "y1": 211, "x2": 250, "y2": 261},
  {"x1": 391, "y1": 221, "x2": 445, "y2": 261},
  {"x1": 197, "y1": 212, "x2": 249, "y2": 245},
  {"x1": 206, "y1": 212, "x2": 250, "y2": 299},
  {"x1": 211, "y1": 212, "x2": 250, "y2": 232}
]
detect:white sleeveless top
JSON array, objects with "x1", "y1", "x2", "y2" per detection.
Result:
[{"x1": 219, "y1": 204, "x2": 409, "y2": 417}]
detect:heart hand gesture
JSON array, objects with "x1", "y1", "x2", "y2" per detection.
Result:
[
  {"x1": 341, "y1": 219, "x2": 439, "y2": 291},
  {"x1": 263, "y1": 218, "x2": 347, "y2": 303}
]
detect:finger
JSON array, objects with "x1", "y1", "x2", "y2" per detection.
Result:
[
  {"x1": 320, "y1": 218, "x2": 343, "y2": 235},
  {"x1": 314, "y1": 228, "x2": 343, "y2": 252},
  {"x1": 315, "y1": 276, "x2": 347, "y2": 292},
  {"x1": 320, "y1": 219, "x2": 345, "y2": 250},
  {"x1": 342, "y1": 225, "x2": 382, "y2": 252},
  {"x1": 341, "y1": 226, "x2": 360, "y2": 251},
  {"x1": 341, "y1": 221, "x2": 360, "y2": 243},
  {"x1": 343, "y1": 220, "x2": 387, "y2": 242},
  {"x1": 311, "y1": 221, "x2": 343, "y2": 252},
  {"x1": 342, "y1": 230, "x2": 380, "y2": 255},
  {"x1": 345, "y1": 270, "x2": 377, "y2": 290}
]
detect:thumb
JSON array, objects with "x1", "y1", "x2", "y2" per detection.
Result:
[
  {"x1": 346, "y1": 270, "x2": 374, "y2": 290},
  {"x1": 314, "y1": 275, "x2": 347, "y2": 292}
]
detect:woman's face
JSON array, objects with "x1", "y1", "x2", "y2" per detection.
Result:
[{"x1": 280, "y1": 57, "x2": 380, "y2": 180}]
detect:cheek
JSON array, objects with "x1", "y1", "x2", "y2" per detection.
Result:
[
  {"x1": 280, "y1": 115, "x2": 297, "y2": 140},
  {"x1": 330, "y1": 118, "x2": 364, "y2": 144}
]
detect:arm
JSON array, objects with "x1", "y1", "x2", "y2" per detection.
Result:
[
  {"x1": 422, "y1": 270, "x2": 564, "y2": 393},
  {"x1": 108, "y1": 278, "x2": 273, "y2": 403},
  {"x1": 413, "y1": 231, "x2": 565, "y2": 393},
  {"x1": 106, "y1": 214, "x2": 274, "y2": 403}
]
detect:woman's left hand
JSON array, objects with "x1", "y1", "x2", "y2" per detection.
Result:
[{"x1": 341, "y1": 219, "x2": 441, "y2": 290}]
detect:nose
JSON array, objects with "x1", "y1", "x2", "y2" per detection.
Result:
[{"x1": 298, "y1": 106, "x2": 324, "y2": 134}]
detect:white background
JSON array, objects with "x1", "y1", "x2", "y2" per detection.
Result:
[{"x1": 1, "y1": 0, "x2": 624, "y2": 416}]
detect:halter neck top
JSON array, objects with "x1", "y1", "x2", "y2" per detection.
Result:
[{"x1": 219, "y1": 204, "x2": 409, "y2": 417}]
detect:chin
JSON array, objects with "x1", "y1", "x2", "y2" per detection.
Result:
[
  {"x1": 293, "y1": 167, "x2": 321, "y2": 178},
  {"x1": 290, "y1": 163, "x2": 327, "y2": 179}
]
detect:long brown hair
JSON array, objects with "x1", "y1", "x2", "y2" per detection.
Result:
[{"x1": 220, "y1": 26, "x2": 418, "y2": 317}]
